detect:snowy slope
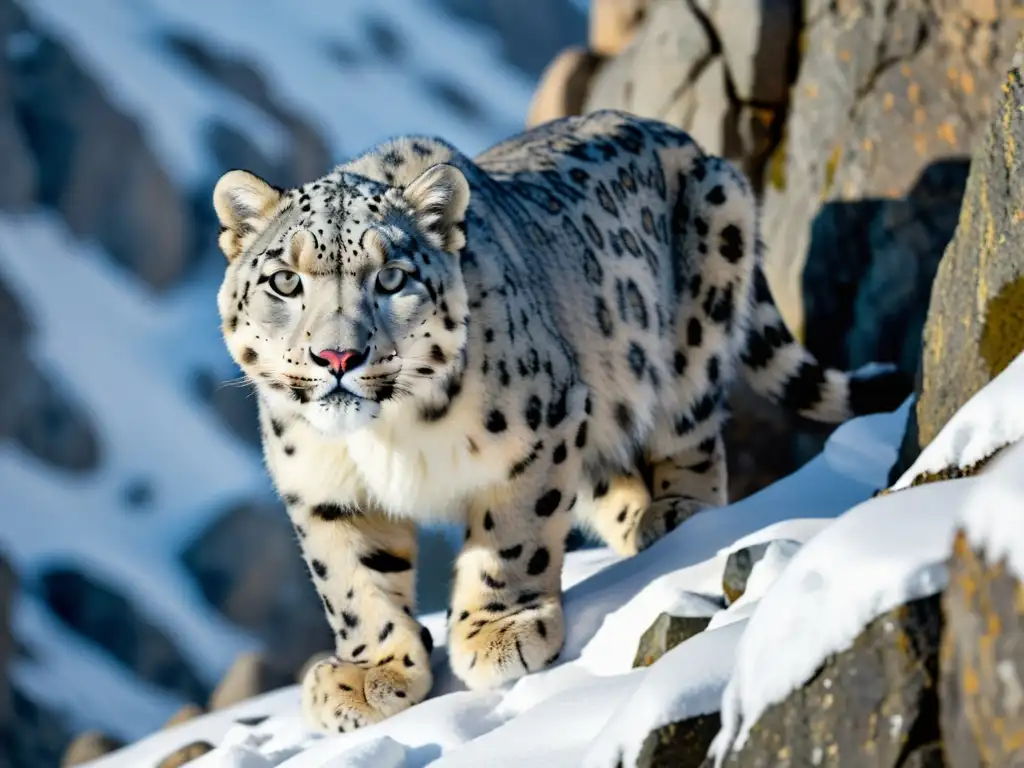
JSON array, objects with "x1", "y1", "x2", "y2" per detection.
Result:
[
  {"x1": 78, "y1": 399, "x2": 912, "y2": 767},
  {"x1": 76, "y1": 354, "x2": 1024, "y2": 767},
  {"x1": 0, "y1": 0, "x2": 535, "y2": 748}
]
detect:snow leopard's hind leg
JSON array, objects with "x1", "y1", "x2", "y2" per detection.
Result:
[{"x1": 573, "y1": 433, "x2": 727, "y2": 556}]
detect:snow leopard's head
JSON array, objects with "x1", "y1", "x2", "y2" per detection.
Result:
[{"x1": 213, "y1": 157, "x2": 470, "y2": 436}]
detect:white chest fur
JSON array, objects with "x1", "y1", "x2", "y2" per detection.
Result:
[{"x1": 267, "y1": 401, "x2": 508, "y2": 522}]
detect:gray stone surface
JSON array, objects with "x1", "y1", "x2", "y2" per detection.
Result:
[
  {"x1": 698, "y1": 0, "x2": 797, "y2": 105},
  {"x1": 585, "y1": 0, "x2": 714, "y2": 123},
  {"x1": 632, "y1": 613, "x2": 713, "y2": 669},
  {"x1": 941, "y1": 528, "x2": 1024, "y2": 766},
  {"x1": 802, "y1": 159, "x2": 970, "y2": 377},
  {"x1": 760, "y1": 0, "x2": 1024, "y2": 359},
  {"x1": 722, "y1": 539, "x2": 800, "y2": 605},
  {"x1": 155, "y1": 740, "x2": 214, "y2": 768},
  {"x1": 634, "y1": 711, "x2": 722, "y2": 768},
  {"x1": 709, "y1": 595, "x2": 943, "y2": 767},
  {"x1": 891, "y1": 30, "x2": 1024, "y2": 479}
]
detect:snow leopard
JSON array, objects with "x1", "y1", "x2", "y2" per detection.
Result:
[{"x1": 212, "y1": 109, "x2": 909, "y2": 732}]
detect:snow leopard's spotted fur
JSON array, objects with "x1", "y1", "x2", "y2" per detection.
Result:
[{"x1": 213, "y1": 110, "x2": 909, "y2": 733}]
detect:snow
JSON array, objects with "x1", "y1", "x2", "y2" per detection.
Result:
[
  {"x1": 583, "y1": 619, "x2": 748, "y2": 768},
  {"x1": 76, "y1": 401, "x2": 911, "y2": 767},
  {"x1": 892, "y1": 352, "x2": 1024, "y2": 490},
  {"x1": 961, "y1": 440, "x2": 1024, "y2": 581},
  {"x1": 947, "y1": 356, "x2": 1024, "y2": 581}
]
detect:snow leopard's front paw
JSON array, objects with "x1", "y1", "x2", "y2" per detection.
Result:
[
  {"x1": 447, "y1": 596, "x2": 564, "y2": 690},
  {"x1": 301, "y1": 649, "x2": 433, "y2": 733}
]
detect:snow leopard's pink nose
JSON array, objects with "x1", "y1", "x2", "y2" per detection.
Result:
[{"x1": 311, "y1": 348, "x2": 366, "y2": 374}]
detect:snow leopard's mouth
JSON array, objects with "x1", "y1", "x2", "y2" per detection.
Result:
[{"x1": 318, "y1": 384, "x2": 360, "y2": 405}]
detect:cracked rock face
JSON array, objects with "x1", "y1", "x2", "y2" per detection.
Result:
[
  {"x1": 761, "y1": 0, "x2": 1023, "y2": 361},
  {"x1": 583, "y1": 0, "x2": 797, "y2": 186},
  {"x1": 891, "y1": 26, "x2": 1024, "y2": 479}
]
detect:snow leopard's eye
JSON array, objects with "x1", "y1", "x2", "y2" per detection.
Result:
[
  {"x1": 269, "y1": 270, "x2": 302, "y2": 297},
  {"x1": 376, "y1": 267, "x2": 407, "y2": 294}
]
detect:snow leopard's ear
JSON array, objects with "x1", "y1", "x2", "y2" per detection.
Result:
[
  {"x1": 213, "y1": 170, "x2": 284, "y2": 261},
  {"x1": 401, "y1": 163, "x2": 470, "y2": 253}
]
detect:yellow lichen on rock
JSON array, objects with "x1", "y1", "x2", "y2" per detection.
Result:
[{"x1": 980, "y1": 275, "x2": 1024, "y2": 378}]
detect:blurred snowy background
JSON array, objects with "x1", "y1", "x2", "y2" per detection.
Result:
[{"x1": 0, "y1": 1, "x2": 588, "y2": 764}]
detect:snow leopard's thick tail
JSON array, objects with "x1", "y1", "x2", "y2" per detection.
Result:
[{"x1": 739, "y1": 266, "x2": 912, "y2": 424}]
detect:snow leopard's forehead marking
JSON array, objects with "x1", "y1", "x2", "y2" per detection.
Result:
[{"x1": 278, "y1": 171, "x2": 411, "y2": 276}]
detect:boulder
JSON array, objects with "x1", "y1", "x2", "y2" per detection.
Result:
[
  {"x1": 207, "y1": 651, "x2": 292, "y2": 712},
  {"x1": 569, "y1": 0, "x2": 1024, "y2": 499},
  {"x1": 590, "y1": 0, "x2": 651, "y2": 57},
  {"x1": 585, "y1": 0, "x2": 714, "y2": 126},
  {"x1": 155, "y1": 741, "x2": 214, "y2": 768},
  {"x1": 633, "y1": 613, "x2": 713, "y2": 669},
  {"x1": 526, "y1": 46, "x2": 602, "y2": 129},
  {"x1": 710, "y1": 595, "x2": 943, "y2": 767},
  {"x1": 722, "y1": 540, "x2": 800, "y2": 605},
  {"x1": 941, "y1": 529, "x2": 1024, "y2": 765},
  {"x1": 582, "y1": 0, "x2": 799, "y2": 186},
  {"x1": 633, "y1": 712, "x2": 722, "y2": 768},
  {"x1": 696, "y1": 0, "x2": 797, "y2": 106},
  {"x1": 891, "y1": 30, "x2": 1024, "y2": 479},
  {"x1": 60, "y1": 731, "x2": 124, "y2": 767},
  {"x1": 162, "y1": 703, "x2": 205, "y2": 730},
  {"x1": 181, "y1": 499, "x2": 334, "y2": 679},
  {"x1": 760, "y1": 1, "x2": 1024, "y2": 368}
]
